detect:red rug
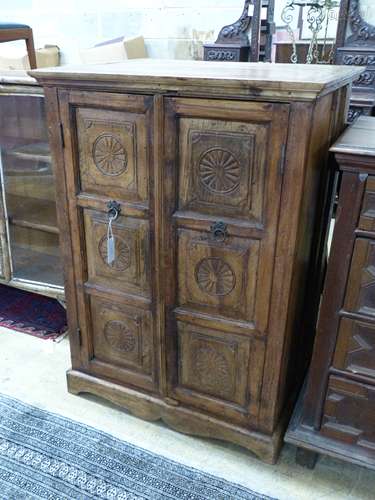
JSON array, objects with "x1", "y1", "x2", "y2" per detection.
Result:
[{"x1": 0, "y1": 284, "x2": 67, "y2": 340}]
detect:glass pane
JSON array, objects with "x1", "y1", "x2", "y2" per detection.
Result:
[
  {"x1": 9, "y1": 225, "x2": 64, "y2": 287},
  {"x1": 0, "y1": 94, "x2": 63, "y2": 288}
]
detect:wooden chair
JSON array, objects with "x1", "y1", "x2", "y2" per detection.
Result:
[{"x1": 0, "y1": 23, "x2": 37, "y2": 69}]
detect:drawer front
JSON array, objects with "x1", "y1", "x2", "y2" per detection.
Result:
[
  {"x1": 163, "y1": 98, "x2": 290, "y2": 422},
  {"x1": 321, "y1": 376, "x2": 375, "y2": 454},
  {"x1": 359, "y1": 176, "x2": 375, "y2": 232},
  {"x1": 344, "y1": 237, "x2": 375, "y2": 318},
  {"x1": 171, "y1": 321, "x2": 264, "y2": 424},
  {"x1": 59, "y1": 91, "x2": 157, "y2": 392},
  {"x1": 84, "y1": 209, "x2": 150, "y2": 298},
  {"x1": 333, "y1": 318, "x2": 375, "y2": 379}
]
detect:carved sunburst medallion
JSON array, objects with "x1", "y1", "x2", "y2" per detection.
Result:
[
  {"x1": 195, "y1": 257, "x2": 235, "y2": 296},
  {"x1": 93, "y1": 133, "x2": 128, "y2": 176},
  {"x1": 199, "y1": 147, "x2": 241, "y2": 194},
  {"x1": 98, "y1": 235, "x2": 131, "y2": 271},
  {"x1": 195, "y1": 346, "x2": 231, "y2": 395},
  {"x1": 104, "y1": 320, "x2": 136, "y2": 353}
]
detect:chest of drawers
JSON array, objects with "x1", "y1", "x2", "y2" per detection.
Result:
[
  {"x1": 31, "y1": 60, "x2": 361, "y2": 463},
  {"x1": 286, "y1": 116, "x2": 375, "y2": 469}
]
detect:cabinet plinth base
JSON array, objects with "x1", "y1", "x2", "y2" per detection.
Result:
[
  {"x1": 67, "y1": 369, "x2": 283, "y2": 464},
  {"x1": 285, "y1": 381, "x2": 375, "y2": 471}
]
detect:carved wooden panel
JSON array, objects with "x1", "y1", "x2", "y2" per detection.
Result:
[
  {"x1": 335, "y1": 0, "x2": 375, "y2": 95},
  {"x1": 344, "y1": 238, "x2": 375, "y2": 318},
  {"x1": 178, "y1": 117, "x2": 268, "y2": 224},
  {"x1": 172, "y1": 321, "x2": 264, "y2": 423},
  {"x1": 177, "y1": 229, "x2": 260, "y2": 323},
  {"x1": 204, "y1": 45, "x2": 245, "y2": 62},
  {"x1": 334, "y1": 318, "x2": 375, "y2": 379},
  {"x1": 84, "y1": 209, "x2": 150, "y2": 297},
  {"x1": 90, "y1": 296, "x2": 154, "y2": 389},
  {"x1": 75, "y1": 107, "x2": 149, "y2": 203},
  {"x1": 359, "y1": 176, "x2": 375, "y2": 232},
  {"x1": 336, "y1": 49, "x2": 375, "y2": 92},
  {"x1": 321, "y1": 377, "x2": 375, "y2": 453}
]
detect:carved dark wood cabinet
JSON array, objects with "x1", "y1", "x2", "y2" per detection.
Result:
[
  {"x1": 204, "y1": 0, "x2": 252, "y2": 62},
  {"x1": 203, "y1": 0, "x2": 275, "y2": 63},
  {"x1": 286, "y1": 116, "x2": 375, "y2": 470},
  {"x1": 31, "y1": 60, "x2": 360, "y2": 463},
  {"x1": 335, "y1": 0, "x2": 375, "y2": 121}
]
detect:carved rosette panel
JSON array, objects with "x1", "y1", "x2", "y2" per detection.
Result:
[
  {"x1": 98, "y1": 235, "x2": 131, "y2": 271},
  {"x1": 194, "y1": 345, "x2": 231, "y2": 397},
  {"x1": 104, "y1": 320, "x2": 137, "y2": 353},
  {"x1": 195, "y1": 257, "x2": 236, "y2": 296},
  {"x1": 92, "y1": 133, "x2": 128, "y2": 176},
  {"x1": 199, "y1": 147, "x2": 241, "y2": 194},
  {"x1": 180, "y1": 124, "x2": 260, "y2": 220}
]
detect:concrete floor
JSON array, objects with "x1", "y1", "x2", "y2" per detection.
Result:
[{"x1": 1, "y1": 326, "x2": 374, "y2": 500}]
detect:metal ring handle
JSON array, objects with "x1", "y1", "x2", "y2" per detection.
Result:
[
  {"x1": 107, "y1": 200, "x2": 121, "y2": 221},
  {"x1": 210, "y1": 221, "x2": 228, "y2": 243}
]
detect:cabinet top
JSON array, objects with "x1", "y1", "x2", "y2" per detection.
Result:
[
  {"x1": 29, "y1": 59, "x2": 362, "y2": 101},
  {"x1": 331, "y1": 116, "x2": 375, "y2": 158}
]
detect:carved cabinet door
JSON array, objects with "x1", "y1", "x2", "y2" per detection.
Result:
[
  {"x1": 163, "y1": 98, "x2": 290, "y2": 425},
  {"x1": 58, "y1": 90, "x2": 158, "y2": 393}
]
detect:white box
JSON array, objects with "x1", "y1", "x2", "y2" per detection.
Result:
[
  {"x1": 0, "y1": 45, "x2": 59, "y2": 70},
  {"x1": 80, "y1": 36, "x2": 148, "y2": 64}
]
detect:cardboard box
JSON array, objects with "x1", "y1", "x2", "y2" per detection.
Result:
[
  {"x1": 0, "y1": 45, "x2": 59, "y2": 70},
  {"x1": 80, "y1": 36, "x2": 147, "y2": 64}
]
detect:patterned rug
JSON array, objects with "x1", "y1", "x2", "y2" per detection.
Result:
[
  {"x1": 0, "y1": 394, "x2": 275, "y2": 500},
  {"x1": 0, "y1": 285, "x2": 67, "y2": 340}
]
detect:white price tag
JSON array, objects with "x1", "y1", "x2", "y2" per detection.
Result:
[{"x1": 107, "y1": 217, "x2": 116, "y2": 265}]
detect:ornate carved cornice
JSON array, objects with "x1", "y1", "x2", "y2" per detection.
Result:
[
  {"x1": 343, "y1": 53, "x2": 375, "y2": 65},
  {"x1": 215, "y1": 0, "x2": 252, "y2": 45},
  {"x1": 347, "y1": 0, "x2": 375, "y2": 45}
]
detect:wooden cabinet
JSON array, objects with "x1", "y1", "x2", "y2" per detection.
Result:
[
  {"x1": 334, "y1": 0, "x2": 375, "y2": 122},
  {"x1": 31, "y1": 60, "x2": 361, "y2": 463},
  {"x1": 0, "y1": 72, "x2": 64, "y2": 298},
  {"x1": 286, "y1": 116, "x2": 375, "y2": 470}
]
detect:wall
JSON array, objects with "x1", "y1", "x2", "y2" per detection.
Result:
[
  {"x1": 1, "y1": 0, "x2": 261, "y2": 64},
  {"x1": 3, "y1": 1, "x2": 347, "y2": 65}
]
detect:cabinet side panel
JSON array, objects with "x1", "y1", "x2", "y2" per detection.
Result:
[
  {"x1": 280, "y1": 94, "x2": 335, "y2": 419},
  {"x1": 258, "y1": 102, "x2": 313, "y2": 431},
  {"x1": 272, "y1": 89, "x2": 348, "y2": 431},
  {"x1": 258, "y1": 92, "x2": 346, "y2": 432}
]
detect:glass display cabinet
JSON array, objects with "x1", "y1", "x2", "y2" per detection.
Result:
[{"x1": 0, "y1": 71, "x2": 64, "y2": 299}]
